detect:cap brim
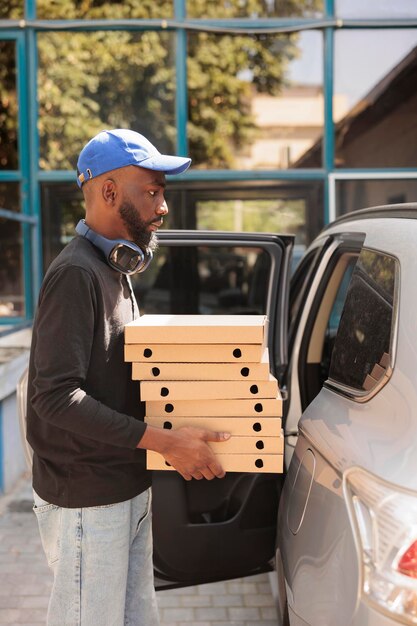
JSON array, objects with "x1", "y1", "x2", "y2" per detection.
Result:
[{"x1": 139, "y1": 154, "x2": 191, "y2": 175}]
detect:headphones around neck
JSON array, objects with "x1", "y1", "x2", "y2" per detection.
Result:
[{"x1": 75, "y1": 219, "x2": 153, "y2": 275}]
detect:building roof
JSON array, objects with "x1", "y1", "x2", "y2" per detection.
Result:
[{"x1": 294, "y1": 45, "x2": 417, "y2": 167}]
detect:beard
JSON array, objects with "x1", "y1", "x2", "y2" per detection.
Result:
[{"x1": 118, "y1": 198, "x2": 159, "y2": 253}]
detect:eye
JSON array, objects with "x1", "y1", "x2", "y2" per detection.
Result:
[{"x1": 148, "y1": 190, "x2": 157, "y2": 197}]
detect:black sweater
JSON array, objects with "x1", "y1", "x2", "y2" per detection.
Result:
[{"x1": 27, "y1": 235, "x2": 151, "y2": 507}]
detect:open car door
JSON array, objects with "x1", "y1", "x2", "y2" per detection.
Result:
[{"x1": 129, "y1": 230, "x2": 294, "y2": 588}]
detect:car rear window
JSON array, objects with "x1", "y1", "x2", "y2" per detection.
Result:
[{"x1": 327, "y1": 248, "x2": 398, "y2": 398}]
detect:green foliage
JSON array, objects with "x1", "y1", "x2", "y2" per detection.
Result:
[
  {"x1": 187, "y1": 31, "x2": 299, "y2": 167},
  {"x1": 0, "y1": 0, "x2": 321, "y2": 171},
  {"x1": 197, "y1": 198, "x2": 305, "y2": 234},
  {"x1": 37, "y1": 28, "x2": 176, "y2": 169}
]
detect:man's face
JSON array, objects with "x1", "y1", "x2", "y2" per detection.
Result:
[{"x1": 117, "y1": 167, "x2": 168, "y2": 251}]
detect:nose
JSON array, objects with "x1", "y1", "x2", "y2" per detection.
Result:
[{"x1": 156, "y1": 199, "x2": 168, "y2": 216}]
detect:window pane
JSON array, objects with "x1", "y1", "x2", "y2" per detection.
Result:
[
  {"x1": 336, "y1": 0, "x2": 417, "y2": 18},
  {"x1": 188, "y1": 31, "x2": 323, "y2": 169},
  {"x1": 0, "y1": 218, "x2": 24, "y2": 318},
  {"x1": 329, "y1": 249, "x2": 396, "y2": 395},
  {"x1": 0, "y1": 182, "x2": 20, "y2": 213},
  {"x1": 38, "y1": 31, "x2": 176, "y2": 169},
  {"x1": 41, "y1": 182, "x2": 84, "y2": 271},
  {"x1": 188, "y1": 0, "x2": 323, "y2": 18},
  {"x1": 0, "y1": 41, "x2": 18, "y2": 170},
  {"x1": 194, "y1": 181, "x2": 324, "y2": 246},
  {"x1": 37, "y1": 0, "x2": 173, "y2": 19},
  {"x1": 336, "y1": 179, "x2": 417, "y2": 216},
  {"x1": 334, "y1": 30, "x2": 417, "y2": 168},
  {"x1": 0, "y1": 1, "x2": 23, "y2": 19},
  {"x1": 132, "y1": 244, "x2": 272, "y2": 316}
]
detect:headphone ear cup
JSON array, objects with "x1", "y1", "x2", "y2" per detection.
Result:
[{"x1": 136, "y1": 248, "x2": 153, "y2": 273}]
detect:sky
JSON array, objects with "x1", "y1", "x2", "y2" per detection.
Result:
[{"x1": 288, "y1": 27, "x2": 417, "y2": 108}]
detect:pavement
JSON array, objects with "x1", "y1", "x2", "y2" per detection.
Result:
[{"x1": 0, "y1": 473, "x2": 279, "y2": 625}]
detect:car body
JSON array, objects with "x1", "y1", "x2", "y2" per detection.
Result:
[{"x1": 18, "y1": 203, "x2": 417, "y2": 625}]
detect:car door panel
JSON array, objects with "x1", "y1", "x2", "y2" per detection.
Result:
[
  {"x1": 129, "y1": 231, "x2": 293, "y2": 587},
  {"x1": 152, "y1": 471, "x2": 282, "y2": 584},
  {"x1": 279, "y1": 234, "x2": 389, "y2": 626},
  {"x1": 280, "y1": 415, "x2": 359, "y2": 626}
]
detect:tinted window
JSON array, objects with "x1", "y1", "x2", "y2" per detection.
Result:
[
  {"x1": 328, "y1": 249, "x2": 397, "y2": 394},
  {"x1": 327, "y1": 259, "x2": 356, "y2": 333},
  {"x1": 132, "y1": 245, "x2": 271, "y2": 316}
]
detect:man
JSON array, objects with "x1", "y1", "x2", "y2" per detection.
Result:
[{"x1": 26, "y1": 129, "x2": 230, "y2": 626}]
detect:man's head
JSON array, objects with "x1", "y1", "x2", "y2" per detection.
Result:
[{"x1": 76, "y1": 129, "x2": 191, "y2": 250}]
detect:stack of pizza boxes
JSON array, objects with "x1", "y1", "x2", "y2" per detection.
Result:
[{"x1": 124, "y1": 314, "x2": 283, "y2": 473}]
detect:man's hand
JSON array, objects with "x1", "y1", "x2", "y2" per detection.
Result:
[{"x1": 137, "y1": 425, "x2": 231, "y2": 480}]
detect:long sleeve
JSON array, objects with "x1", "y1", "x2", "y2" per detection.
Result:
[{"x1": 30, "y1": 264, "x2": 146, "y2": 450}]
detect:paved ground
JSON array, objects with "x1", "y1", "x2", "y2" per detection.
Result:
[{"x1": 0, "y1": 473, "x2": 278, "y2": 625}]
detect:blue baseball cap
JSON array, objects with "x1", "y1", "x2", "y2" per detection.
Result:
[{"x1": 76, "y1": 129, "x2": 191, "y2": 188}]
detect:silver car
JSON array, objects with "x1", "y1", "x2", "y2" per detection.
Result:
[
  {"x1": 278, "y1": 204, "x2": 417, "y2": 626},
  {"x1": 20, "y1": 204, "x2": 417, "y2": 625}
]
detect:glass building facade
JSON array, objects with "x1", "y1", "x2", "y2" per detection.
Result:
[{"x1": 0, "y1": 0, "x2": 416, "y2": 324}]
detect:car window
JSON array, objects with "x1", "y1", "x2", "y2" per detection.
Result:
[
  {"x1": 131, "y1": 244, "x2": 271, "y2": 315},
  {"x1": 328, "y1": 248, "x2": 398, "y2": 398},
  {"x1": 288, "y1": 246, "x2": 322, "y2": 350},
  {"x1": 327, "y1": 261, "x2": 356, "y2": 333},
  {"x1": 318, "y1": 255, "x2": 358, "y2": 382},
  {"x1": 297, "y1": 249, "x2": 360, "y2": 410}
]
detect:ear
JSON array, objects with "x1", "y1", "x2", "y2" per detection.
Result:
[{"x1": 102, "y1": 179, "x2": 117, "y2": 205}]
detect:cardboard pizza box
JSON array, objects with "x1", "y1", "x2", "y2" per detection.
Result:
[
  {"x1": 124, "y1": 343, "x2": 265, "y2": 363},
  {"x1": 140, "y1": 374, "x2": 279, "y2": 401},
  {"x1": 208, "y1": 435, "x2": 283, "y2": 454},
  {"x1": 131, "y1": 352, "x2": 270, "y2": 381},
  {"x1": 144, "y1": 415, "x2": 282, "y2": 437},
  {"x1": 145, "y1": 396, "x2": 282, "y2": 417},
  {"x1": 146, "y1": 451, "x2": 283, "y2": 473},
  {"x1": 125, "y1": 314, "x2": 268, "y2": 345}
]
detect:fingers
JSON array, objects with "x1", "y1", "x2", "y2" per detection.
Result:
[
  {"x1": 196, "y1": 461, "x2": 226, "y2": 481},
  {"x1": 163, "y1": 427, "x2": 229, "y2": 480},
  {"x1": 178, "y1": 470, "x2": 193, "y2": 481},
  {"x1": 202, "y1": 430, "x2": 231, "y2": 442},
  {"x1": 173, "y1": 461, "x2": 226, "y2": 481}
]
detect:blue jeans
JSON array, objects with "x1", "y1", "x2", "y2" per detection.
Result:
[{"x1": 33, "y1": 488, "x2": 160, "y2": 626}]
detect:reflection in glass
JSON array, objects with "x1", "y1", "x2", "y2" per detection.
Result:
[
  {"x1": 188, "y1": 0, "x2": 323, "y2": 18},
  {"x1": 37, "y1": 0, "x2": 173, "y2": 19},
  {"x1": 0, "y1": 182, "x2": 20, "y2": 213},
  {"x1": 336, "y1": 0, "x2": 417, "y2": 18},
  {"x1": 41, "y1": 183, "x2": 84, "y2": 271},
  {"x1": 38, "y1": 32, "x2": 176, "y2": 169},
  {"x1": 198, "y1": 198, "x2": 305, "y2": 237},
  {"x1": 0, "y1": 219, "x2": 23, "y2": 317},
  {"x1": 329, "y1": 250, "x2": 396, "y2": 394},
  {"x1": 334, "y1": 30, "x2": 417, "y2": 168},
  {"x1": 0, "y1": 0, "x2": 23, "y2": 19},
  {"x1": 0, "y1": 41, "x2": 18, "y2": 170},
  {"x1": 187, "y1": 31, "x2": 323, "y2": 170},
  {"x1": 336, "y1": 179, "x2": 417, "y2": 216},
  {"x1": 194, "y1": 181, "x2": 323, "y2": 245}
]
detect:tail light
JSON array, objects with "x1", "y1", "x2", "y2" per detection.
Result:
[
  {"x1": 344, "y1": 466, "x2": 417, "y2": 623},
  {"x1": 398, "y1": 541, "x2": 417, "y2": 579}
]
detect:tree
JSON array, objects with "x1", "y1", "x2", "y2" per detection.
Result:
[{"x1": 0, "y1": 0, "x2": 320, "y2": 171}]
